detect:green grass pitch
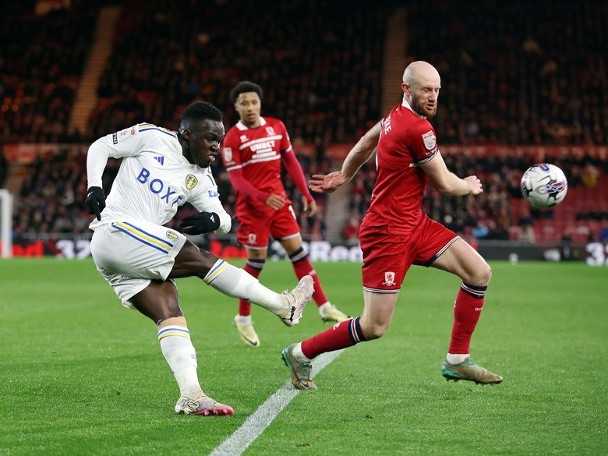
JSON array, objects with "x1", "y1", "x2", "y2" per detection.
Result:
[{"x1": 1, "y1": 259, "x2": 607, "y2": 455}]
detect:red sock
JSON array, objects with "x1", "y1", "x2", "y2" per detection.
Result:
[
  {"x1": 290, "y1": 249, "x2": 329, "y2": 307},
  {"x1": 238, "y1": 259, "x2": 265, "y2": 316},
  {"x1": 301, "y1": 317, "x2": 365, "y2": 359},
  {"x1": 448, "y1": 283, "x2": 487, "y2": 354}
]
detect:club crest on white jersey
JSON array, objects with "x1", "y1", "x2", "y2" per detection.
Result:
[{"x1": 185, "y1": 174, "x2": 198, "y2": 190}]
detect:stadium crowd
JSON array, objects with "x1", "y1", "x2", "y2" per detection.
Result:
[
  {"x1": 11, "y1": 142, "x2": 608, "y2": 245},
  {"x1": 88, "y1": 0, "x2": 386, "y2": 145},
  {"x1": 406, "y1": 0, "x2": 608, "y2": 146},
  {"x1": 0, "y1": 2, "x2": 98, "y2": 144},
  {"x1": 2, "y1": 0, "x2": 607, "y2": 245}
]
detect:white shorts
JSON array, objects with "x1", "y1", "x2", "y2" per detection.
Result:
[{"x1": 90, "y1": 220, "x2": 187, "y2": 308}]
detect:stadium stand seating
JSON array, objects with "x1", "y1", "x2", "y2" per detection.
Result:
[
  {"x1": 88, "y1": 0, "x2": 386, "y2": 144},
  {"x1": 2, "y1": 1, "x2": 607, "y2": 247},
  {"x1": 406, "y1": 0, "x2": 608, "y2": 146},
  {"x1": 0, "y1": 2, "x2": 98, "y2": 143}
]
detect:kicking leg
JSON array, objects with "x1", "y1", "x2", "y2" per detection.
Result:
[{"x1": 170, "y1": 241, "x2": 313, "y2": 326}]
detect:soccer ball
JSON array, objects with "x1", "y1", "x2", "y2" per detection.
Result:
[{"x1": 520, "y1": 163, "x2": 568, "y2": 208}]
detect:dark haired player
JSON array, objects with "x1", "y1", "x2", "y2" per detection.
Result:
[
  {"x1": 85, "y1": 101, "x2": 313, "y2": 416},
  {"x1": 221, "y1": 81, "x2": 349, "y2": 348}
]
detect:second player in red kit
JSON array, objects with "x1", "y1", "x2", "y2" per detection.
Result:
[{"x1": 221, "y1": 81, "x2": 350, "y2": 347}]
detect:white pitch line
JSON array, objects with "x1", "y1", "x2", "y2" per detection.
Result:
[{"x1": 209, "y1": 350, "x2": 343, "y2": 456}]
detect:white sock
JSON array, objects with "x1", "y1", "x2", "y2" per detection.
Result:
[
  {"x1": 292, "y1": 342, "x2": 312, "y2": 362},
  {"x1": 318, "y1": 302, "x2": 332, "y2": 314},
  {"x1": 446, "y1": 353, "x2": 469, "y2": 365},
  {"x1": 158, "y1": 326, "x2": 201, "y2": 396},
  {"x1": 204, "y1": 259, "x2": 283, "y2": 313},
  {"x1": 235, "y1": 314, "x2": 252, "y2": 324}
]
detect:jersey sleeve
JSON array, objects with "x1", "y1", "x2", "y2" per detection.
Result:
[
  {"x1": 282, "y1": 150, "x2": 313, "y2": 202},
  {"x1": 406, "y1": 122, "x2": 439, "y2": 165},
  {"x1": 87, "y1": 124, "x2": 153, "y2": 188},
  {"x1": 220, "y1": 129, "x2": 243, "y2": 172},
  {"x1": 104, "y1": 124, "x2": 159, "y2": 158},
  {"x1": 277, "y1": 119, "x2": 293, "y2": 154},
  {"x1": 188, "y1": 171, "x2": 232, "y2": 234}
]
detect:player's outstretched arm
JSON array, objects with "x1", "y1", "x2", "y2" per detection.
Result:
[
  {"x1": 309, "y1": 121, "x2": 382, "y2": 193},
  {"x1": 309, "y1": 171, "x2": 347, "y2": 193},
  {"x1": 340, "y1": 122, "x2": 381, "y2": 182}
]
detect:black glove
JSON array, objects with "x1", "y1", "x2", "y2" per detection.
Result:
[
  {"x1": 180, "y1": 211, "x2": 221, "y2": 235},
  {"x1": 85, "y1": 186, "x2": 106, "y2": 221}
]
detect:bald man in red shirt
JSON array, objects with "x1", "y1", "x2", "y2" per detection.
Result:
[{"x1": 282, "y1": 61, "x2": 503, "y2": 389}]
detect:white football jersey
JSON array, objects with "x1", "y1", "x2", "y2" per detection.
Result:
[{"x1": 87, "y1": 122, "x2": 230, "y2": 232}]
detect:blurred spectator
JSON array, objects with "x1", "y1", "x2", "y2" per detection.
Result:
[
  {"x1": 342, "y1": 212, "x2": 362, "y2": 246},
  {"x1": 518, "y1": 219, "x2": 536, "y2": 244},
  {"x1": 581, "y1": 161, "x2": 599, "y2": 188},
  {"x1": 461, "y1": 225, "x2": 479, "y2": 250},
  {"x1": 472, "y1": 218, "x2": 490, "y2": 239},
  {"x1": 598, "y1": 221, "x2": 608, "y2": 242},
  {"x1": 0, "y1": 147, "x2": 8, "y2": 187}
]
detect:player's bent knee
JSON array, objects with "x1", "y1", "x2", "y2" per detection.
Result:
[
  {"x1": 465, "y1": 260, "x2": 492, "y2": 286},
  {"x1": 478, "y1": 262, "x2": 492, "y2": 284}
]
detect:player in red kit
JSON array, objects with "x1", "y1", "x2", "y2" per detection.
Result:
[
  {"x1": 281, "y1": 61, "x2": 503, "y2": 389},
  {"x1": 221, "y1": 81, "x2": 350, "y2": 347}
]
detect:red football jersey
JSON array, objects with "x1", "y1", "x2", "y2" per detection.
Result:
[
  {"x1": 362, "y1": 100, "x2": 440, "y2": 236},
  {"x1": 221, "y1": 117, "x2": 292, "y2": 212}
]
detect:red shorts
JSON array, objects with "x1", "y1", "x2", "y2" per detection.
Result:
[
  {"x1": 359, "y1": 214, "x2": 459, "y2": 293},
  {"x1": 236, "y1": 204, "x2": 300, "y2": 248}
]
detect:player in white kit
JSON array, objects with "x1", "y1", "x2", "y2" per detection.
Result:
[{"x1": 85, "y1": 101, "x2": 313, "y2": 417}]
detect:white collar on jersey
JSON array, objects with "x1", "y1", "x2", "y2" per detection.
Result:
[
  {"x1": 236, "y1": 117, "x2": 267, "y2": 130},
  {"x1": 401, "y1": 98, "x2": 427, "y2": 120}
]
